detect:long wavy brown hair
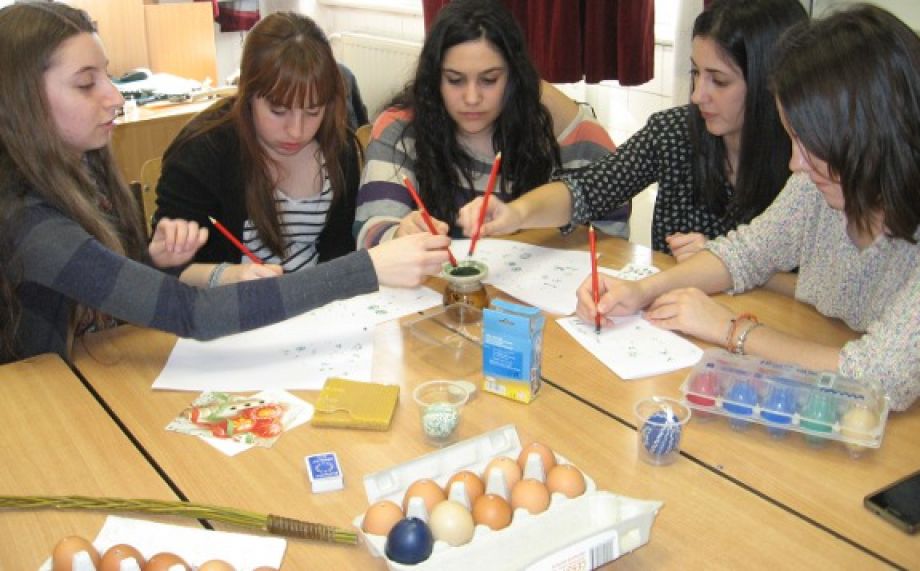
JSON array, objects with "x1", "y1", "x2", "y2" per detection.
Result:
[
  {"x1": 0, "y1": 3, "x2": 145, "y2": 361},
  {"x1": 167, "y1": 12, "x2": 350, "y2": 258}
]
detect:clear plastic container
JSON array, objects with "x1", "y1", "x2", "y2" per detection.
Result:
[
  {"x1": 680, "y1": 349, "x2": 890, "y2": 456},
  {"x1": 353, "y1": 425, "x2": 662, "y2": 570}
]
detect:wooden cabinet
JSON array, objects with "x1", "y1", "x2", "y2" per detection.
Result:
[
  {"x1": 66, "y1": 0, "x2": 217, "y2": 82},
  {"x1": 67, "y1": 0, "x2": 149, "y2": 77},
  {"x1": 144, "y1": 2, "x2": 219, "y2": 84}
]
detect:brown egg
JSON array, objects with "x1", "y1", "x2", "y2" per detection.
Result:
[
  {"x1": 546, "y1": 464, "x2": 587, "y2": 498},
  {"x1": 471, "y1": 493, "x2": 512, "y2": 530},
  {"x1": 446, "y1": 470, "x2": 485, "y2": 504},
  {"x1": 252, "y1": 567, "x2": 279, "y2": 571},
  {"x1": 143, "y1": 552, "x2": 190, "y2": 571},
  {"x1": 516, "y1": 442, "x2": 557, "y2": 473},
  {"x1": 361, "y1": 499, "x2": 404, "y2": 536},
  {"x1": 198, "y1": 560, "x2": 236, "y2": 571},
  {"x1": 52, "y1": 535, "x2": 100, "y2": 571},
  {"x1": 510, "y1": 478, "x2": 551, "y2": 514},
  {"x1": 401, "y1": 478, "x2": 446, "y2": 513},
  {"x1": 484, "y1": 456, "x2": 522, "y2": 489},
  {"x1": 100, "y1": 543, "x2": 145, "y2": 571}
]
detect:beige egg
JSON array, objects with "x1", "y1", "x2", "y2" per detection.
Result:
[
  {"x1": 511, "y1": 478, "x2": 551, "y2": 514},
  {"x1": 446, "y1": 470, "x2": 485, "y2": 504},
  {"x1": 143, "y1": 552, "x2": 190, "y2": 571},
  {"x1": 52, "y1": 536, "x2": 100, "y2": 571},
  {"x1": 429, "y1": 500, "x2": 475, "y2": 546},
  {"x1": 402, "y1": 478, "x2": 446, "y2": 513},
  {"x1": 484, "y1": 456, "x2": 522, "y2": 489},
  {"x1": 362, "y1": 499, "x2": 405, "y2": 536},
  {"x1": 517, "y1": 442, "x2": 557, "y2": 473},
  {"x1": 471, "y1": 493, "x2": 512, "y2": 530},
  {"x1": 546, "y1": 464, "x2": 587, "y2": 498},
  {"x1": 197, "y1": 560, "x2": 236, "y2": 571},
  {"x1": 100, "y1": 543, "x2": 145, "y2": 571}
]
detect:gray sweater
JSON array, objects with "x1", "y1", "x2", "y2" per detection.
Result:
[
  {"x1": 707, "y1": 173, "x2": 920, "y2": 411},
  {"x1": 5, "y1": 193, "x2": 378, "y2": 364}
]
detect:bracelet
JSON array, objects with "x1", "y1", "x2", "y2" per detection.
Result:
[
  {"x1": 733, "y1": 321, "x2": 764, "y2": 355},
  {"x1": 207, "y1": 262, "x2": 229, "y2": 288},
  {"x1": 725, "y1": 312, "x2": 758, "y2": 352}
]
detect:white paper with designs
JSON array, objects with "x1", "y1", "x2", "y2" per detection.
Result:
[
  {"x1": 452, "y1": 238, "x2": 592, "y2": 315},
  {"x1": 153, "y1": 286, "x2": 441, "y2": 391},
  {"x1": 557, "y1": 314, "x2": 703, "y2": 379}
]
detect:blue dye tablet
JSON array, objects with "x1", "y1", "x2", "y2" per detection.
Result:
[
  {"x1": 640, "y1": 411, "x2": 682, "y2": 456},
  {"x1": 761, "y1": 386, "x2": 797, "y2": 425},
  {"x1": 723, "y1": 382, "x2": 758, "y2": 415}
]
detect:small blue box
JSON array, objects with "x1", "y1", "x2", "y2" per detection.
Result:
[
  {"x1": 306, "y1": 452, "x2": 344, "y2": 493},
  {"x1": 482, "y1": 300, "x2": 545, "y2": 403}
]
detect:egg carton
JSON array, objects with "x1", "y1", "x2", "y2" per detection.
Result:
[
  {"x1": 680, "y1": 349, "x2": 890, "y2": 454},
  {"x1": 352, "y1": 424, "x2": 662, "y2": 571}
]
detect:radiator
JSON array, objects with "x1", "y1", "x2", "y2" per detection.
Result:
[{"x1": 330, "y1": 32, "x2": 422, "y2": 120}]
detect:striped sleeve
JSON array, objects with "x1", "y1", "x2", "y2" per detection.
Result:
[
  {"x1": 354, "y1": 109, "x2": 416, "y2": 249},
  {"x1": 13, "y1": 197, "x2": 378, "y2": 351}
]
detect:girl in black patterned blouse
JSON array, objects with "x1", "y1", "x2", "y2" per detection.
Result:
[{"x1": 458, "y1": 0, "x2": 806, "y2": 266}]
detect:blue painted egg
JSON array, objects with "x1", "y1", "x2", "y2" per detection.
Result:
[
  {"x1": 385, "y1": 517, "x2": 434, "y2": 565},
  {"x1": 640, "y1": 411, "x2": 681, "y2": 456}
]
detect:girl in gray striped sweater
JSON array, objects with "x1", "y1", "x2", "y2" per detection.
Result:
[{"x1": 0, "y1": 3, "x2": 449, "y2": 364}]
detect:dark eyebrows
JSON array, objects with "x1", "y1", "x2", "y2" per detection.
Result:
[{"x1": 442, "y1": 66, "x2": 505, "y2": 76}]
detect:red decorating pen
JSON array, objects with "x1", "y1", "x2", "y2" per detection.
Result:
[
  {"x1": 589, "y1": 224, "x2": 601, "y2": 333},
  {"x1": 401, "y1": 176, "x2": 458, "y2": 267},
  {"x1": 208, "y1": 216, "x2": 263, "y2": 265},
  {"x1": 468, "y1": 152, "x2": 502, "y2": 257}
]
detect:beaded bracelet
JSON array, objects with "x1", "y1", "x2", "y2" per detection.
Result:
[
  {"x1": 725, "y1": 312, "x2": 758, "y2": 352},
  {"x1": 733, "y1": 321, "x2": 764, "y2": 355},
  {"x1": 207, "y1": 262, "x2": 230, "y2": 288}
]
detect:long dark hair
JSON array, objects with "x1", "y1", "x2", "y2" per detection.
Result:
[
  {"x1": 391, "y1": 0, "x2": 559, "y2": 224},
  {"x1": 771, "y1": 4, "x2": 920, "y2": 242},
  {"x1": 688, "y1": 0, "x2": 807, "y2": 223},
  {"x1": 0, "y1": 3, "x2": 145, "y2": 360},
  {"x1": 168, "y1": 12, "x2": 351, "y2": 258}
]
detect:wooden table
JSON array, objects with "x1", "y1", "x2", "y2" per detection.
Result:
[
  {"x1": 69, "y1": 317, "x2": 886, "y2": 570},
  {"x1": 0, "y1": 354, "x2": 185, "y2": 570},
  {"x1": 515, "y1": 229, "x2": 919, "y2": 569}
]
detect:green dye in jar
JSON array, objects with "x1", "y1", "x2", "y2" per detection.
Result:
[{"x1": 449, "y1": 266, "x2": 481, "y2": 277}]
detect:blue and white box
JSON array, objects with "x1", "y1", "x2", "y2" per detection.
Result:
[
  {"x1": 482, "y1": 300, "x2": 545, "y2": 403},
  {"x1": 306, "y1": 452, "x2": 344, "y2": 493}
]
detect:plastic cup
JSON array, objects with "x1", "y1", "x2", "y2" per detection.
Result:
[
  {"x1": 635, "y1": 397, "x2": 691, "y2": 466},
  {"x1": 413, "y1": 380, "x2": 469, "y2": 447}
]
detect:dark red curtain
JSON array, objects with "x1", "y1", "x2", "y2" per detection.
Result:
[
  {"x1": 195, "y1": 0, "x2": 260, "y2": 32},
  {"x1": 422, "y1": 0, "x2": 654, "y2": 86}
]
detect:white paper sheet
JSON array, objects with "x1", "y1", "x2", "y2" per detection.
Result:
[
  {"x1": 557, "y1": 314, "x2": 703, "y2": 380},
  {"x1": 454, "y1": 238, "x2": 591, "y2": 315},
  {"x1": 37, "y1": 515, "x2": 286, "y2": 570},
  {"x1": 153, "y1": 286, "x2": 441, "y2": 391}
]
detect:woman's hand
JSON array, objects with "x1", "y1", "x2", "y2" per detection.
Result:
[
  {"x1": 394, "y1": 211, "x2": 449, "y2": 238},
  {"x1": 369, "y1": 232, "x2": 452, "y2": 287},
  {"x1": 644, "y1": 287, "x2": 733, "y2": 344},
  {"x1": 666, "y1": 232, "x2": 708, "y2": 262},
  {"x1": 457, "y1": 196, "x2": 522, "y2": 237},
  {"x1": 149, "y1": 217, "x2": 208, "y2": 268},
  {"x1": 575, "y1": 274, "x2": 648, "y2": 328}
]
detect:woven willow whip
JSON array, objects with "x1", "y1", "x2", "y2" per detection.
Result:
[{"x1": 0, "y1": 495, "x2": 357, "y2": 545}]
